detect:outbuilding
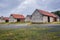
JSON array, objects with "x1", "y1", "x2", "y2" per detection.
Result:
[
  {"x1": 31, "y1": 9, "x2": 58, "y2": 23},
  {"x1": 0, "y1": 16, "x2": 9, "y2": 23},
  {"x1": 3, "y1": 17, "x2": 9, "y2": 22},
  {"x1": 25, "y1": 15, "x2": 32, "y2": 22},
  {"x1": 9, "y1": 14, "x2": 25, "y2": 22}
]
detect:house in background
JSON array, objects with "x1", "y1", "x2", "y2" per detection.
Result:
[
  {"x1": 3, "y1": 17, "x2": 9, "y2": 22},
  {"x1": 25, "y1": 15, "x2": 32, "y2": 22},
  {"x1": 31, "y1": 9, "x2": 59, "y2": 23},
  {"x1": 0, "y1": 16, "x2": 9, "y2": 23},
  {"x1": 9, "y1": 14, "x2": 25, "y2": 22},
  {"x1": 0, "y1": 16, "x2": 5, "y2": 23}
]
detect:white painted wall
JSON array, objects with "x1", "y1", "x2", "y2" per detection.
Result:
[
  {"x1": 0, "y1": 19, "x2": 5, "y2": 23},
  {"x1": 43, "y1": 16, "x2": 48, "y2": 23},
  {"x1": 50, "y1": 17, "x2": 54, "y2": 22},
  {"x1": 25, "y1": 16, "x2": 31, "y2": 22},
  {"x1": 9, "y1": 16, "x2": 17, "y2": 22}
]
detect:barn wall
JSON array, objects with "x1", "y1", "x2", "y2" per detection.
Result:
[
  {"x1": 0, "y1": 17, "x2": 5, "y2": 23},
  {"x1": 31, "y1": 10, "x2": 43, "y2": 23},
  {"x1": 57, "y1": 17, "x2": 60, "y2": 22},
  {"x1": 20, "y1": 18, "x2": 25, "y2": 22},
  {"x1": 50, "y1": 17, "x2": 54, "y2": 22},
  {"x1": 43, "y1": 16, "x2": 48, "y2": 23},
  {"x1": 0, "y1": 19, "x2": 5, "y2": 23},
  {"x1": 9, "y1": 16, "x2": 17, "y2": 22},
  {"x1": 25, "y1": 17, "x2": 31, "y2": 22}
]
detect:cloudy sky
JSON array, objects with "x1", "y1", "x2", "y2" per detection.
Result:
[{"x1": 0, "y1": 0, "x2": 60, "y2": 17}]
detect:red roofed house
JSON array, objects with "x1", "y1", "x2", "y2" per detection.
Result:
[
  {"x1": 31, "y1": 9, "x2": 59, "y2": 23},
  {"x1": 3, "y1": 17, "x2": 9, "y2": 22},
  {"x1": 0, "y1": 16, "x2": 9, "y2": 23},
  {"x1": 9, "y1": 14, "x2": 25, "y2": 22}
]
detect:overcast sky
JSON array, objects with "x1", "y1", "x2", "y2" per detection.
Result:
[{"x1": 0, "y1": 0, "x2": 60, "y2": 17}]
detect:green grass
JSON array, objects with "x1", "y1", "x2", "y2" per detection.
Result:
[
  {"x1": 8, "y1": 22, "x2": 25, "y2": 24},
  {"x1": 0, "y1": 22, "x2": 26, "y2": 24},
  {"x1": 0, "y1": 27, "x2": 60, "y2": 40},
  {"x1": 0, "y1": 22, "x2": 7, "y2": 24},
  {"x1": 1, "y1": 22, "x2": 60, "y2": 24}
]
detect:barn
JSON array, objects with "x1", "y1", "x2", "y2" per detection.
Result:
[
  {"x1": 31, "y1": 9, "x2": 59, "y2": 23},
  {"x1": 25, "y1": 15, "x2": 32, "y2": 22},
  {"x1": 9, "y1": 14, "x2": 25, "y2": 22},
  {"x1": 0, "y1": 16, "x2": 5, "y2": 23},
  {"x1": 0, "y1": 16, "x2": 9, "y2": 23},
  {"x1": 3, "y1": 17, "x2": 9, "y2": 22}
]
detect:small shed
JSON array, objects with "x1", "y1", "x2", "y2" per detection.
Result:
[
  {"x1": 9, "y1": 14, "x2": 25, "y2": 22},
  {"x1": 0, "y1": 16, "x2": 9, "y2": 23},
  {"x1": 3, "y1": 17, "x2": 9, "y2": 22},
  {"x1": 25, "y1": 15, "x2": 32, "y2": 22}
]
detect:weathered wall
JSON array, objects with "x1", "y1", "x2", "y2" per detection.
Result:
[
  {"x1": 57, "y1": 17, "x2": 60, "y2": 22},
  {"x1": 31, "y1": 10, "x2": 43, "y2": 23},
  {"x1": 43, "y1": 16, "x2": 48, "y2": 23},
  {"x1": 9, "y1": 16, "x2": 17, "y2": 22},
  {"x1": 20, "y1": 18, "x2": 25, "y2": 22},
  {"x1": 0, "y1": 19, "x2": 5, "y2": 22},
  {"x1": 25, "y1": 17, "x2": 31, "y2": 22},
  {"x1": 50, "y1": 17, "x2": 54, "y2": 22}
]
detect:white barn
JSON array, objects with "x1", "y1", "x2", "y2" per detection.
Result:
[
  {"x1": 9, "y1": 14, "x2": 25, "y2": 22},
  {"x1": 25, "y1": 15, "x2": 32, "y2": 22},
  {"x1": 31, "y1": 9, "x2": 59, "y2": 23},
  {"x1": 0, "y1": 16, "x2": 9, "y2": 23}
]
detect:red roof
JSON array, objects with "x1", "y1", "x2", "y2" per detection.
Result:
[
  {"x1": 3, "y1": 17, "x2": 9, "y2": 20},
  {"x1": 37, "y1": 9, "x2": 57, "y2": 18},
  {"x1": 11, "y1": 14, "x2": 25, "y2": 19}
]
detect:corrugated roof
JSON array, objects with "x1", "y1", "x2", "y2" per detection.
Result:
[
  {"x1": 37, "y1": 9, "x2": 57, "y2": 18},
  {"x1": 11, "y1": 14, "x2": 25, "y2": 19},
  {"x1": 3, "y1": 17, "x2": 9, "y2": 20}
]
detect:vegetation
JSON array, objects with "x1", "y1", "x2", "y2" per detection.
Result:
[
  {"x1": 0, "y1": 22, "x2": 7, "y2": 24},
  {"x1": 0, "y1": 27, "x2": 60, "y2": 40},
  {"x1": 52, "y1": 11, "x2": 60, "y2": 17},
  {"x1": 0, "y1": 22, "x2": 26, "y2": 24}
]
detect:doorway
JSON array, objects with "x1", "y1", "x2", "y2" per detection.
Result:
[
  {"x1": 17, "y1": 19, "x2": 20, "y2": 22},
  {"x1": 54, "y1": 18, "x2": 57, "y2": 22},
  {"x1": 6, "y1": 20, "x2": 9, "y2": 23},
  {"x1": 48, "y1": 16, "x2": 50, "y2": 22}
]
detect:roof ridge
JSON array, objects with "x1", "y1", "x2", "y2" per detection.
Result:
[{"x1": 36, "y1": 9, "x2": 57, "y2": 17}]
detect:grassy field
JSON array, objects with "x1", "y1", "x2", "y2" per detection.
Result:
[{"x1": 0, "y1": 27, "x2": 60, "y2": 40}]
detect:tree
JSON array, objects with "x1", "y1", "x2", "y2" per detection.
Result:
[
  {"x1": 52, "y1": 11, "x2": 60, "y2": 17},
  {"x1": 52, "y1": 11, "x2": 60, "y2": 21}
]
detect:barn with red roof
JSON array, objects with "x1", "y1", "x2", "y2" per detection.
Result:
[
  {"x1": 3, "y1": 17, "x2": 9, "y2": 22},
  {"x1": 0, "y1": 16, "x2": 9, "y2": 23},
  {"x1": 9, "y1": 14, "x2": 25, "y2": 22},
  {"x1": 31, "y1": 9, "x2": 59, "y2": 23}
]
